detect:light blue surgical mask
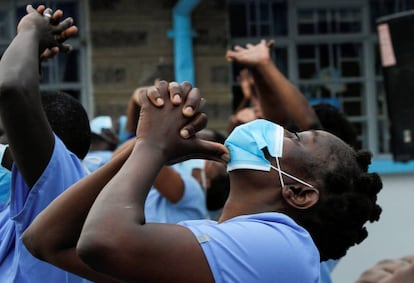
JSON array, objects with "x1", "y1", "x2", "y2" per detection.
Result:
[
  {"x1": 225, "y1": 119, "x2": 284, "y2": 171},
  {"x1": 224, "y1": 119, "x2": 314, "y2": 189}
]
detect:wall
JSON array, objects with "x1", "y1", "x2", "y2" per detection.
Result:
[
  {"x1": 88, "y1": 0, "x2": 232, "y2": 132},
  {"x1": 332, "y1": 172, "x2": 414, "y2": 282}
]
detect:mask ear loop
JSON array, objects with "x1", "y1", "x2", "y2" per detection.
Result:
[
  {"x1": 271, "y1": 161, "x2": 316, "y2": 190},
  {"x1": 275, "y1": 157, "x2": 285, "y2": 188}
]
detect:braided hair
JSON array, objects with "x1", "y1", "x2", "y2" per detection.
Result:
[{"x1": 295, "y1": 144, "x2": 382, "y2": 261}]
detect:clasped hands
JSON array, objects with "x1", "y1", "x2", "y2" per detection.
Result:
[
  {"x1": 18, "y1": 4, "x2": 78, "y2": 59},
  {"x1": 135, "y1": 80, "x2": 229, "y2": 165}
]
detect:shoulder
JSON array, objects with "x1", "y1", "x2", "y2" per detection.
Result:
[{"x1": 181, "y1": 213, "x2": 319, "y2": 282}]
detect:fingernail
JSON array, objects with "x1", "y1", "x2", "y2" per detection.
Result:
[
  {"x1": 173, "y1": 94, "x2": 181, "y2": 103},
  {"x1": 156, "y1": 97, "x2": 164, "y2": 106},
  {"x1": 221, "y1": 153, "x2": 230, "y2": 162},
  {"x1": 183, "y1": 106, "x2": 193, "y2": 116},
  {"x1": 180, "y1": 129, "x2": 190, "y2": 139}
]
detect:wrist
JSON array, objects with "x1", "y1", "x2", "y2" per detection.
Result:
[
  {"x1": 133, "y1": 138, "x2": 168, "y2": 165},
  {"x1": 254, "y1": 57, "x2": 274, "y2": 71}
]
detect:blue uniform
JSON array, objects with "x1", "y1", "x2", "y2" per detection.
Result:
[
  {"x1": 82, "y1": 150, "x2": 113, "y2": 173},
  {"x1": 145, "y1": 167, "x2": 208, "y2": 224},
  {"x1": 0, "y1": 135, "x2": 90, "y2": 283},
  {"x1": 180, "y1": 212, "x2": 320, "y2": 283},
  {"x1": 0, "y1": 166, "x2": 11, "y2": 209},
  {"x1": 320, "y1": 259, "x2": 339, "y2": 283}
]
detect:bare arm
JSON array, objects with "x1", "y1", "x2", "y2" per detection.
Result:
[
  {"x1": 153, "y1": 166, "x2": 185, "y2": 203},
  {"x1": 115, "y1": 138, "x2": 186, "y2": 203},
  {"x1": 226, "y1": 39, "x2": 322, "y2": 130},
  {"x1": 0, "y1": 5, "x2": 77, "y2": 187},
  {"x1": 234, "y1": 68, "x2": 257, "y2": 113}
]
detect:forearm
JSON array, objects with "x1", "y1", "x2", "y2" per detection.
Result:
[
  {"x1": 250, "y1": 60, "x2": 290, "y2": 125},
  {"x1": 252, "y1": 60, "x2": 321, "y2": 129},
  {"x1": 0, "y1": 30, "x2": 40, "y2": 96},
  {"x1": 76, "y1": 140, "x2": 166, "y2": 271},
  {"x1": 80, "y1": 139, "x2": 166, "y2": 242},
  {"x1": 0, "y1": 29, "x2": 55, "y2": 186}
]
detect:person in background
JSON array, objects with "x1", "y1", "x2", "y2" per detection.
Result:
[
  {"x1": 83, "y1": 115, "x2": 119, "y2": 173},
  {"x1": 227, "y1": 68, "x2": 263, "y2": 134}
]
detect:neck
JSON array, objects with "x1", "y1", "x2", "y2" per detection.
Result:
[{"x1": 218, "y1": 170, "x2": 284, "y2": 222}]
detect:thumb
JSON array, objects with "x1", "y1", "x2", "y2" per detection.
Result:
[
  {"x1": 26, "y1": 4, "x2": 36, "y2": 14},
  {"x1": 193, "y1": 140, "x2": 230, "y2": 164}
]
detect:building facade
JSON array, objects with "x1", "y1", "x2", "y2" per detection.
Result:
[{"x1": 2, "y1": 0, "x2": 414, "y2": 169}]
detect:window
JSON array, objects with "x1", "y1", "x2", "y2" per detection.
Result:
[
  {"x1": 0, "y1": 0, "x2": 90, "y2": 110},
  {"x1": 229, "y1": 0, "x2": 287, "y2": 37},
  {"x1": 297, "y1": 7, "x2": 362, "y2": 34}
]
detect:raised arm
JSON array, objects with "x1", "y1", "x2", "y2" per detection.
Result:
[
  {"x1": 0, "y1": 5, "x2": 77, "y2": 187},
  {"x1": 226, "y1": 39, "x2": 322, "y2": 130}
]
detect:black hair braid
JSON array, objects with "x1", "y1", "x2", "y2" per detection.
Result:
[{"x1": 297, "y1": 149, "x2": 383, "y2": 261}]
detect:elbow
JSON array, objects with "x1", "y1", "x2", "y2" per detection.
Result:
[
  {"x1": 76, "y1": 230, "x2": 116, "y2": 271},
  {"x1": 0, "y1": 81, "x2": 15, "y2": 101},
  {"x1": 22, "y1": 228, "x2": 49, "y2": 262},
  {"x1": 0, "y1": 76, "x2": 26, "y2": 104},
  {"x1": 22, "y1": 224, "x2": 72, "y2": 264}
]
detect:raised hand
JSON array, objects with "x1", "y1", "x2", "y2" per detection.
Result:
[
  {"x1": 17, "y1": 4, "x2": 78, "y2": 56},
  {"x1": 226, "y1": 39, "x2": 274, "y2": 67}
]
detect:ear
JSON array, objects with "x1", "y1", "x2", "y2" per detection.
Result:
[{"x1": 281, "y1": 185, "x2": 319, "y2": 209}]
